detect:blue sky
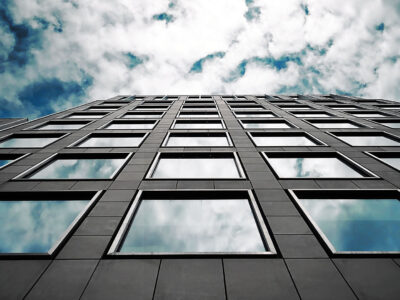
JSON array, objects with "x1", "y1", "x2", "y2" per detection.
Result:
[{"x1": 1, "y1": 0, "x2": 399, "y2": 119}]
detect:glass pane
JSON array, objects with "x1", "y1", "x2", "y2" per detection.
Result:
[
  {"x1": 236, "y1": 113, "x2": 275, "y2": 118},
  {"x1": 29, "y1": 158, "x2": 126, "y2": 179},
  {"x1": 38, "y1": 123, "x2": 86, "y2": 130},
  {"x1": 293, "y1": 113, "x2": 330, "y2": 117},
  {"x1": 0, "y1": 137, "x2": 58, "y2": 148},
  {"x1": 106, "y1": 123, "x2": 155, "y2": 129},
  {"x1": 0, "y1": 159, "x2": 13, "y2": 168},
  {"x1": 77, "y1": 137, "x2": 144, "y2": 147},
  {"x1": 253, "y1": 136, "x2": 317, "y2": 146},
  {"x1": 68, "y1": 114, "x2": 104, "y2": 119},
  {"x1": 352, "y1": 113, "x2": 387, "y2": 118},
  {"x1": 242, "y1": 122, "x2": 290, "y2": 129},
  {"x1": 179, "y1": 113, "x2": 219, "y2": 118},
  {"x1": 299, "y1": 199, "x2": 400, "y2": 252},
  {"x1": 0, "y1": 200, "x2": 88, "y2": 253},
  {"x1": 380, "y1": 122, "x2": 400, "y2": 128},
  {"x1": 88, "y1": 108, "x2": 118, "y2": 111},
  {"x1": 380, "y1": 157, "x2": 400, "y2": 171},
  {"x1": 174, "y1": 122, "x2": 223, "y2": 129},
  {"x1": 267, "y1": 157, "x2": 365, "y2": 178},
  {"x1": 281, "y1": 107, "x2": 311, "y2": 110},
  {"x1": 336, "y1": 135, "x2": 400, "y2": 146},
  {"x1": 152, "y1": 158, "x2": 241, "y2": 178},
  {"x1": 311, "y1": 122, "x2": 359, "y2": 129},
  {"x1": 123, "y1": 113, "x2": 162, "y2": 118},
  {"x1": 166, "y1": 136, "x2": 229, "y2": 147},
  {"x1": 119, "y1": 199, "x2": 265, "y2": 253}
]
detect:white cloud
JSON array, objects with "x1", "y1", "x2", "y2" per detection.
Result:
[{"x1": 1, "y1": 0, "x2": 400, "y2": 118}]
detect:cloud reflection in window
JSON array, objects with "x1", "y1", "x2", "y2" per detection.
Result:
[{"x1": 0, "y1": 137, "x2": 58, "y2": 148}]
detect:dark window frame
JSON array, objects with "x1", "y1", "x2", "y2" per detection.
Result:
[
  {"x1": 161, "y1": 132, "x2": 234, "y2": 147},
  {"x1": 100, "y1": 119, "x2": 159, "y2": 130},
  {"x1": 68, "y1": 132, "x2": 149, "y2": 148},
  {"x1": 247, "y1": 131, "x2": 327, "y2": 147}
]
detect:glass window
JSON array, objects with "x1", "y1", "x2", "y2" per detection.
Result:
[
  {"x1": 328, "y1": 105, "x2": 359, "y2": 110},
  {"x1": 263, "y1": 153, "x2": 372, "y2": 178},
  {"x1": 117, "y1": 199, "x2": 266, "y2": 253},
  {"x1": 332, "y1": 133, "x2": 400, "y2": 146},
  {"x1": 67, "y1": 113, "x2": 106, "y2": 119},
  {"x1": 104, "y1": 120, "x2": 157, "y2": 129},
  {"x1": 376, "y1": 105, "x2": 400, "y2": 110},
  {"x1": 25, "y1": 154, "x2": 129, "y2": 179},
  {"x1": 134, "y1": 105, "x2": 169, "y2": 110},
  {"x1": 241, "y1": 120, "x2": 292, "y2": 129},
  {"x1": 149, "y1": 153, "x2": 244, "y2": 179},
  {"x1": 230, "y1": 105, "x2": 265, "y2": 110},
  {"x1": 350, "y1": 112, "x2": 389, "y2": 118},
  {"x1": 172, "y1": 120, "x2": 224, "y2": 129},
  {"x1": 0, "y1": 191, "x2": 98, "y2": 254},
  {"x1": 371, "y1": 120, "x2": 400, "y2": 129},
  {"x1": 164, "y1": 133, "x2": 231, "y2": 147},
  {"x1": 87, "y1": 106, "x2": 120, "y2": 111},
  {"x1": 235, "y1": 111, "x2": 276, "y2": 118},
  {"x1": 292, "y1": 191, "x2": 400, "y2": 252},
  {"x1": 178, "y1": 112, "x2": 219, "y2": 118},
  {"x1": 74, "y1": 134, "x2": 146, "y2": 147},
  {"x1": 35, "y1": 121, "x2": 89, "y2": 130},
  {"x1": 250, "y1": 133, "x2": 321, "y2": 146},
  {"x1": 307, "y1": 120, "x2": 361, "y2": 128},
  {"x1": 279, "y1": 106, "x2": 313, "y2": 110},
  {"x1": 181, "y1": 105, "x2": 217, "y2": 111},
  {"x1": 367, "y1": 152, "x2": 400, "y2": 171},
  {"x1": 0, "y1": 159, "x2": 13, "y2": 168},
  {"x1": 122, "y1": 112, "x2": 164, "y2": 118},
  {"x1": 292, "y1": 112, "x2": 331, "y2": 118},
  {"x1": 0, "y1": 135, "x2": 62, "y2": 148},
  {"x1": 0, "y1": 154, "x2": 27, "y2": 169}
]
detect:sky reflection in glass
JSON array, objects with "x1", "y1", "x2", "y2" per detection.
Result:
[
  {"x1": 311, "y1": 122, "x2": 359, "y2": 129},
  {"x1": 0, "y1": 159, "x2": 12, "y2": 168},
  {"x1": 68, "y1": 114, "x2": 105, "y2": 119},
  {"x1": 77, "y1": 136, "x2": 143, "y2": 147},
  {"x1": 174, "y1": 122, "x2": 223, "y2": 129},
  {"x1": 0, "y1": 137, "x2": 58, "y2": 148},
  {"x1": 106, "y1": 122, "x2": 156, "y2": 129},
  {"x1": 119, "y1": 199, "x2": 266, "y2": 253},
  {"x1": 379, "y1": 122, "x2": 400, "y2": 128},
  {"x1": 242, "y1": 122, "x2": 291, "y2": 129},
  {"x1": 268, "y1": 157, "x2": 365, "y2": 178},
  {"x1": 299, "y1": 199, "x2": 400, "y2": 252},
  {"x1": 123, "y1": 113, "x2": 163, "y2": 118},
  {"x1": 29, "y1": 158, "x2": 125, "y2": 179},
  {"x1": 0, "y1": 200, "x2": 88, "y2": 253},
  {"x1": 352, "y1": 113, "x2": 388, "y2": 118},
  {"x1": 235, "y1": 112, "x2": 275, "y2": 118},
  {"x1": 380, "y1": 158, "x2": 400, "y2": 171},
  {"x1": 166, "y1": 136, "x2": 229, "y2": 147},
  {"x1": 152, "y1": 158, "x2": 241, "y2": 178},
  {"x1": 253, "y1": 135, "x2": 317, "y2": 146},
  {"x1": 293, "y1": 113, "x2": 331, "y2": 117},
  {"x1": 179, "y1": 113, "x2": 219, "y2": 118},
  {"x1": 335, "y1": 135, "x2": 400, "y2": 146},
  {"x1": 38, "y1": 123, "x2": 87, "y2": 130}
]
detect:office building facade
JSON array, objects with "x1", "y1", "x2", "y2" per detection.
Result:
[{"x1": 0, "y1": 94, "x2": 399, "y2": 299}]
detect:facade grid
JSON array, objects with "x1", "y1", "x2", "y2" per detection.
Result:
[{"x1": 0, "y1": 94, "x2": 399, "y2": 299}]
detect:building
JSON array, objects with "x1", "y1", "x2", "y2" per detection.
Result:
[{"x1": 0, "y1": 94, "x2": 399, "y2": 299}]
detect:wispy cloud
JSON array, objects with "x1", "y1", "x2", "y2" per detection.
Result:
[{"x1": 1, "y1": 0, "x2": 399, "y2": 118}]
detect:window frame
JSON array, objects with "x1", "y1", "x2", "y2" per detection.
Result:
[
  {"x1": 161, "y1": 132, "x2": 234, "y2": 147},
  {"x1": 328, "y1": 131, "x2": 400, "y2": 147},
  {"x1": 0, "y1": 153, "x2": 30, "y2": 170},
  {"x1": 367, "y1": 118, "x2": 400, "y2": 129},
  {"x1": 0, "y1": 190, "x2": 102, "y2": 257},
  {"x1": 288, "y1": 189, "x2": 400, "y2": 255},
  {"x1": 62, "y1": 111, "x2": 110, "y2": 119},
  {"x1": 239, "y1": 119, "x2": 297, "y2": 129},
  {"x1": 100, "y1": 119, "x2": 159, "y2": 130},
  {"x1": 146, "y1": 152, "x2": 247, "y2": 180},
  {"x1": 25, "y1": 120, "x2": 94, "y2": 131},
  {"x1": 133, "y1": 105, "x2": 170, "y2": 111},
  {"x1": 121, "y1": 111, "x2": 166, "y2": 119},
  {"x1": 247, "y1": 131, "x2": 327, "y2": 147},
  {"x1": 85, "y1": 105, "x2": 122, "y2": 111},
  {"x1": 13, "y1": 152, "x2": 133, "y2": 180},
  {"x1": 365, "y1": 151, "x2": 400, "y2": 172},
  {"x1": 171, "y1": 119, "x2": 226, "y2": 130},
  {"x1": 262, "y1": 151, "x2": 378, "y2": 179},
  {"x1": 345, "y1": 110, "x2": 393, "y2": 118},
  {"x1": 233, "y1": 110, "x2": 278, "y2": 118},
  {"x1": 303, "y1": 118, "x2": 368, "y2": 129},
  {"x1": 68, "y1": 132, "x2": 149, "y2": 148},
  {"x1": 177, "y1": 111, "x2": 221, "y2": 119},
  {"x1": 0, "y1": 132, "x2": 69, "y2": 149},
  {"x1": 289, "y1": 110, "x2": 335, "y2": 118},
  {"x1": 107, "y1": 189, "x2": 277, "y2": 256}
]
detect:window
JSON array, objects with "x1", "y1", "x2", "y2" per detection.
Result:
[
  {"x1": 230, "y1": 105, "x2": 265, "y2": 110},
  {"x1": 291, "y1": 111, "x2": 332, "y2": 118},
  {"x1": 306, "y1": 119, "x2": 363, "y2": 129},
  {"x1": 184, "y1": 100, "x2": 215, "y2": 105},
  {"x1": 0, "y1": 133, "x2": 66, "y2": 148},
  {"x1": 122, "y1": 111, "x2": 165, "y2": 119},
  {"x1": 278, "y1": 105, "x2": 313, "y2": 110},
  {"x1": 366, "y1": 152, "x2": 400, "y2": 171},
  {"x1": 226, "y1": 100, "x2": 257, "y2": 104},
  {"x1": 234, "y1": 111, "x2": 276, "y2": 118},
  {"x1": 348, "y1": 111, "x2": 390, "y2": 118},
  {"x1": 240, "y1": 119, "x2": 294, "y2": 129},
  {"x1": 163, "y1": 133, "x2": 232, "y2": 147},
  {"x1": 71, "y1": 133, "x2": 148, "y2": 148},
  {"x1": 370, "y1": 119, "x2": 400, "y2": 129},
  {"x1": 108, "y1": 190, "x2": 276, "y2": 255},
  {"x1": 330, "y1": 132, "x2": 400, "y2": 146},
  {"x1": 289, "y1": 189, "x2": 400, "y2": 253},
  {"x1": 101, "y1": 101, "x2": 130, "y2": 105},
  {"x1": 172, "y1": 120, "x2": 225, "y2": 129},
  {"x1": 178, "y1": 111, "x2": 220, "y2": 118},
  {"x1": 327, "y1": 105, "x2": 360, "y2": 110},
  {"x1": 262, "y1": 152, "x2": 376, "y2": 178},
  {"x1": 32, "y1": 120, "x2": 91, "y2": 130},
  {"x1": 66, "y1": 112, "x2": 108, "y2": 119},
  {"x1": 375, "y1": 105, "x2": 400, "y2": 110},
  {"x1": 181, "y1": 105, "x2": 217, "y2": 111},
  {"x1": 0, "y1": 153, "x2": 29, "y2": 170},
  {"x1": 0, "y1": 191, "x2": 101, "y2": 255},
  {"x1": 249, "y1": 132, "x2": 324, "y2": 146},
  {"x1": 17, "y1": 153, "x2": 131, "y2": 180},
  {"x1": 103, "y1": 120, "x2": 158, "y2": 129},
  {"x1": 87, "y1": 106, "x2": 121, "y2": 111},
  {"x1": 147, "y1": 153, "x2": 245, "y2": 179},
  {"x1": 133, "y1": 105, "x2": 169, "y2": 111}
]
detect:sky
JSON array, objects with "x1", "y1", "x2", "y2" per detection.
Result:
[{"x1": 1, "y1": 0, "x2": 399, "y2": 119}]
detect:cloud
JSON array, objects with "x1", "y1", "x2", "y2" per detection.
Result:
[{"x1": 1, "y1": 0, "x2": 400, "y2": 118}]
